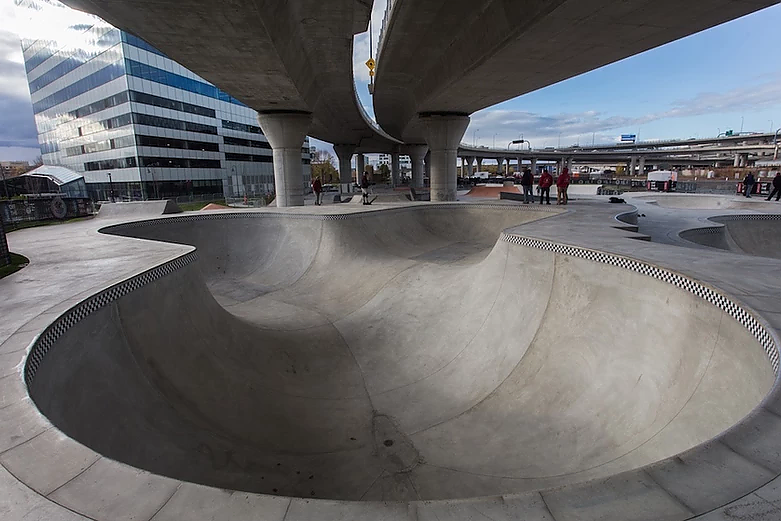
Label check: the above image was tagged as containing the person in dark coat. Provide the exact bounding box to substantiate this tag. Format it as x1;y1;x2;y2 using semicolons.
743;172;756;198
538;170;553;205
521;168;534;203
361;173;370;205
767;172;781;201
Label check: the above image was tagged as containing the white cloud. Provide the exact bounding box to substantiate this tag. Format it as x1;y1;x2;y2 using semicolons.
468;74;781;148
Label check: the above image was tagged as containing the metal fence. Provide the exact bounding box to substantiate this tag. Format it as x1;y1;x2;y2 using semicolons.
0;213;10;267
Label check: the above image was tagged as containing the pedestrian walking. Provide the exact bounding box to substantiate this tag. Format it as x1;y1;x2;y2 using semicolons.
312;176;323;205
557;167;571;205
361;172;371;205
767;172;781;202
521;168;534;203
743;172;756;198
538;170;553;205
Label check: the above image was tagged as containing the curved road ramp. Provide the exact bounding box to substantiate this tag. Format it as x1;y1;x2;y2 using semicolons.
97;200;182;218
18;205;781;519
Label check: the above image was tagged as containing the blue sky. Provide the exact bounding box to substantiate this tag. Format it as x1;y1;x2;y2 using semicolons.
1;0;781;162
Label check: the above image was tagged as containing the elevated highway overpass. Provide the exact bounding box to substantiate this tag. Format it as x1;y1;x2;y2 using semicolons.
373;0;780;200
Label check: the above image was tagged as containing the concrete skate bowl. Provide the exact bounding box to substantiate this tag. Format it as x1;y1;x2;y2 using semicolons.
21;205;781;517
679;215;781;259
639;193;778;211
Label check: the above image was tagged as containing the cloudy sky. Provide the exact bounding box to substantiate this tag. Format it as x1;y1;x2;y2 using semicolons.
2;0;781;162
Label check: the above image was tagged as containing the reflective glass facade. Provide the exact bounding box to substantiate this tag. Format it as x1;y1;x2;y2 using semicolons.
20;4;310;201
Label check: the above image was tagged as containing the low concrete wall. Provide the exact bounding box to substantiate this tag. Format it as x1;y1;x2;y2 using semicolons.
0;197;94;225
0;214;9;266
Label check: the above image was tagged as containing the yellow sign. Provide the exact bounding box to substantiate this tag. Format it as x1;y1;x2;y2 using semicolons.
365;58;376;71
369;69;375;77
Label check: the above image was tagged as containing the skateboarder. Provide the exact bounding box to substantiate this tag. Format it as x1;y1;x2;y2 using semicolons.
312;176;323;205
557;168;571;205
361;173;370;205
538;170;553;205
767;172;781;201
521;168;534;203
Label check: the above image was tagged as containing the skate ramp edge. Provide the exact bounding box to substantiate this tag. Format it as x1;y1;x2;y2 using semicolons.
97;199;182;218
17;207;781;520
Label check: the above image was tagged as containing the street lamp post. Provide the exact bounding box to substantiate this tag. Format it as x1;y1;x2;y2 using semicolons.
774;128;781;160
473;129;480;146
493;133;497;148
107;172;114;202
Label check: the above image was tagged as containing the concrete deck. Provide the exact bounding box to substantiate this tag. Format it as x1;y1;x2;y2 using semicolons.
2;197;781;520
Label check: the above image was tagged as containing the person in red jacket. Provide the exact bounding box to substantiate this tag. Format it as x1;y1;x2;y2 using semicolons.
312;176;323;205
556;167;571;205
538;169;553;205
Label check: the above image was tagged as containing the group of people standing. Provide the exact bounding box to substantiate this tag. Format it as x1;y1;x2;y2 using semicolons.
742;171;781;201
520;167;571;205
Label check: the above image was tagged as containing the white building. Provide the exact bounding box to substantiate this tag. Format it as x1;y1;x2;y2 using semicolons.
20;3;310;201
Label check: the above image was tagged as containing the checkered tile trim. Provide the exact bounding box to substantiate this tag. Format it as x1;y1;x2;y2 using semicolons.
715;214;781;222
500;232;780;375
100;203;561;233
24;251;198;387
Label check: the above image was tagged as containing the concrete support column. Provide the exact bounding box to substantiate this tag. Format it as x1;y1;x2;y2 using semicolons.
257;112;312;207
391;152;401;187
356;154;365;179
629;156;637;176
333;144;356;194
566;157;573;173
477;157;483;172
404;145;428;190
531;157;537;174
740;153;749;167
466;156;474;177
424;150;431;179
638;157;646;178
420;114;470;202
517;158;523;174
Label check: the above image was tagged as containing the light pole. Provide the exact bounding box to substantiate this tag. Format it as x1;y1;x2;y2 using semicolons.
558;133;561;148
740;116;744;134
107;172;114;202
473;129;480;146
493;133;497;148
774;128;781;160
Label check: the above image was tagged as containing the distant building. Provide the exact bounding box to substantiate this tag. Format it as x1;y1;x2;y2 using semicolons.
366;153;412;172
0;161;33;179
18;3;309;201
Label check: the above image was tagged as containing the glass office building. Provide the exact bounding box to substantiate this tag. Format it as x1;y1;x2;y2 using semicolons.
20;8;310;201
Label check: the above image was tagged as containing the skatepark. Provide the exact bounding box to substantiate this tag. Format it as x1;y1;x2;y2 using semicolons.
2;195;781;519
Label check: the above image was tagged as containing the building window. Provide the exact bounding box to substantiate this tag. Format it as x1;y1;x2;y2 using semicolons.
84;156;137;171
129;90;215;118
75;112;133;138
66;134;136;157
132;113;218;135
138;156;221;168
225;152;273;163
136;135;219;152
222;136;270;149
124;59;246;107
222;120;263;134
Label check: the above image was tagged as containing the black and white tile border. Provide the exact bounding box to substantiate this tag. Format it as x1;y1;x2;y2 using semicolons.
500;232;780;375
24;251;198;387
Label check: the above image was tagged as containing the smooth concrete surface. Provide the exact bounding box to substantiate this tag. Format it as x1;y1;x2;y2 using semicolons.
3;199;781;519
97;200;181;218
